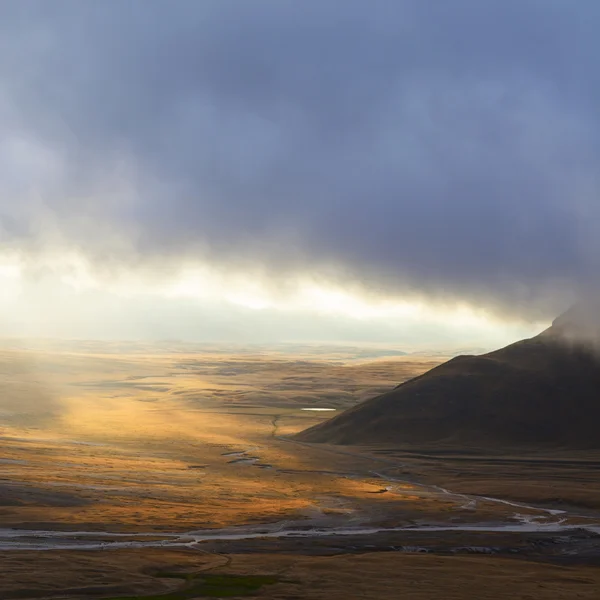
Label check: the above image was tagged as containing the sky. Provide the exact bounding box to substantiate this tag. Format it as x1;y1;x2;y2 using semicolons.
0;0;598;346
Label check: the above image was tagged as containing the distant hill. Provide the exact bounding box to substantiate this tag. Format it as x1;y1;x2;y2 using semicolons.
295;306;600;448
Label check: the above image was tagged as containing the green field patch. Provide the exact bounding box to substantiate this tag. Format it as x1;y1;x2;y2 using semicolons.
108;571;279;599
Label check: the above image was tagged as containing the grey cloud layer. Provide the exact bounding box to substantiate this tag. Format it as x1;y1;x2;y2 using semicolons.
1;0;599;317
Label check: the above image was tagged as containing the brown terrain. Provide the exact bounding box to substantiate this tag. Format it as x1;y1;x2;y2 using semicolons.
0;337;599;599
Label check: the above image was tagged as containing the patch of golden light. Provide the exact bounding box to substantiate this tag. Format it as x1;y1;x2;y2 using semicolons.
0;342;475;530
165;268;428;320
60;394;261;447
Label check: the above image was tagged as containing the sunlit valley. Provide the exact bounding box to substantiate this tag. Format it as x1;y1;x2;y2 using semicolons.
2;339;600;599
0;341;444;534
3;1;600;598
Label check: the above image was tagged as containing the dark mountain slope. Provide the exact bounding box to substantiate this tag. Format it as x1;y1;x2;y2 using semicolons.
295;314;600;448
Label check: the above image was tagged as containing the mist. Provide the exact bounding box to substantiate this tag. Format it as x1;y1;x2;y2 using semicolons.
1;1;599;336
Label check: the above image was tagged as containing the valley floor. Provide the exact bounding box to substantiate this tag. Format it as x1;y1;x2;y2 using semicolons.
3;548;600;600
0;341;599;599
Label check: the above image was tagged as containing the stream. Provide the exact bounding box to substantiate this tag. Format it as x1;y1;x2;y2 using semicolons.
2;471;599;551
2;432;599;552
1;519;599;551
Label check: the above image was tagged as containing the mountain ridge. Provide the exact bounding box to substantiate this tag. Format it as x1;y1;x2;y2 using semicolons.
295;307;600;449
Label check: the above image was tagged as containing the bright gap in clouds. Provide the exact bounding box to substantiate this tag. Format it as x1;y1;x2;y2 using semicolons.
0;254;547;349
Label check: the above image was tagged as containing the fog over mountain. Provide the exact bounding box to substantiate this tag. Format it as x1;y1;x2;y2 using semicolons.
297;303;600;448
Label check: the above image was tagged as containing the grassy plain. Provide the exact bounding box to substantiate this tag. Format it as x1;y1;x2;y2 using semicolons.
3;548;600;600
1;340;599;599
0;341;442;531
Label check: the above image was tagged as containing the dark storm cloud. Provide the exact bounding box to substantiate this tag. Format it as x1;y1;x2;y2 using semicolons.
0;0;599;317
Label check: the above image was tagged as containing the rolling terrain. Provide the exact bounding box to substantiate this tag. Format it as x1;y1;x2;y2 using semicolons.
1;340;600;599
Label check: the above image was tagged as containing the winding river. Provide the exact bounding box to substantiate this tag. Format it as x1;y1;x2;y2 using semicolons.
2;470;599;551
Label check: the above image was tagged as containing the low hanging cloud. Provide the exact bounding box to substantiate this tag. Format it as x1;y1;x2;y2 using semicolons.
1;0;599;320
